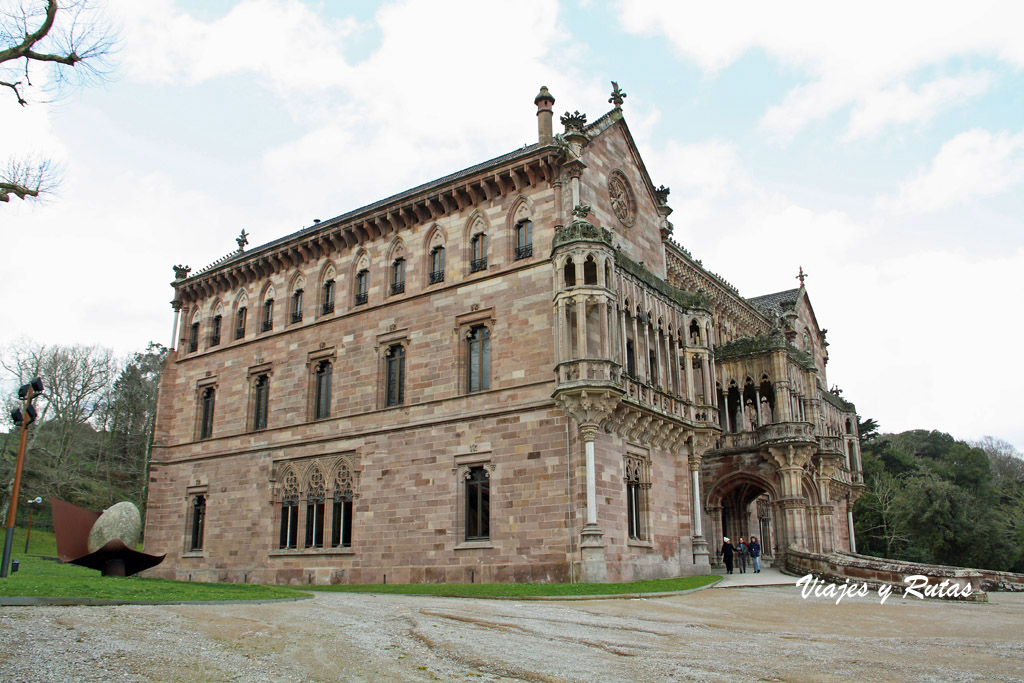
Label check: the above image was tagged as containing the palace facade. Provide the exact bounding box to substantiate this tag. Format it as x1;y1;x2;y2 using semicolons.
143;85;865;584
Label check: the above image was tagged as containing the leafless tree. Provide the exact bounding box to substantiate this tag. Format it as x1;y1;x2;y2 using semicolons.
971;436;1024;486
1;0;116;203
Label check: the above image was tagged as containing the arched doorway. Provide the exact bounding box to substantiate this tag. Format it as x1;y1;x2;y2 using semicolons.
706;473;779;566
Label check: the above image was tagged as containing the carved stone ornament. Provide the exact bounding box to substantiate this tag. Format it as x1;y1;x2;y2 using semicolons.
608;81;627;109
173;264;191;280
560;110;588;132
572;204;592;220
654;185;670;205
236;229;250;252
608;170;636;228
555;388;622;427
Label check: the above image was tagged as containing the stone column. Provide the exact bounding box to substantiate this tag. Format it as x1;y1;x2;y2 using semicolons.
767;445;814;554
689;453;710;567
575;295;587;360
599;300;609;359
579;423;606;582
642;318;651;384
631;313;641;379
847;500;857;553
170;301;182;351
620;308;629;370
701;354;713;406
654;329;664;389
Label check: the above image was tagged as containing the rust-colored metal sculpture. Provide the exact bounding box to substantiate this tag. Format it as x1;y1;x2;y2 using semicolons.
50;498;164;577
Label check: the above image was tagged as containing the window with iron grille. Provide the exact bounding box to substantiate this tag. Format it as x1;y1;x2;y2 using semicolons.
321;280;335;315
355;269;368;305
252;374;269;431
313;359;331;420
291;289;303;323
235;306;247;340
429;246;445;284
262;299;274;332
467;325;490;392
199;386;215;440
391;258;405;295
189;495;206;551
210;315;222;346
470;233;487;273
465;466;490;541
514;220;533;260
188;322;199;353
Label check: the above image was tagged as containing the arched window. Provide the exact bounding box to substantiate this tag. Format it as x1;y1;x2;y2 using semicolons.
429;246;445;284
261;298;274;332
234;302;247;340
470;233;488;273
689;320;701;346
291;288;303;323
355;269;368;305
563;258;576;287
331;462;354;548
583;255;598;285
188;316;200;353
467;325;491;392
391;258;406;295
514;220;533;260
304;465;326;549
252;374;269;431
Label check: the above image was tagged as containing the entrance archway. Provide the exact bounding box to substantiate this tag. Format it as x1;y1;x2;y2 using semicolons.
706;473;778;566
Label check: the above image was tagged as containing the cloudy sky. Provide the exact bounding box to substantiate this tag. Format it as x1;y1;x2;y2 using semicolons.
2;0;1022;449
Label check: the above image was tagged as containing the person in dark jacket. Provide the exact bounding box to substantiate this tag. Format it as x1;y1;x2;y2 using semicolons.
748;536;762;573
721;537;735;574
736;537;748;573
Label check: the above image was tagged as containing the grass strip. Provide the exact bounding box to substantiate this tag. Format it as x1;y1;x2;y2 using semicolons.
309;574;719;597
0;528;305;602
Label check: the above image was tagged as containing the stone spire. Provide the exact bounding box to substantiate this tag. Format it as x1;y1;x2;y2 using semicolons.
534;86;556;145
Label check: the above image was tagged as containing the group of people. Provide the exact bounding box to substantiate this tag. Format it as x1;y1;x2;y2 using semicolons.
720;536;761;574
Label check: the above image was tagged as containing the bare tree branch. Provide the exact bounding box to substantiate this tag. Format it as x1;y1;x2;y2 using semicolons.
0;156;54;202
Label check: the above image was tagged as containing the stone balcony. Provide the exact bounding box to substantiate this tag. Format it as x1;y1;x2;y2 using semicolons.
817;435;844;455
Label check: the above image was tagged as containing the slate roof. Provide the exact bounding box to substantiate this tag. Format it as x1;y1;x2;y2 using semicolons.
746;288;801;317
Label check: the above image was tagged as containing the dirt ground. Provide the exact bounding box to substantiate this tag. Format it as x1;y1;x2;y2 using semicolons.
2;585;1022;682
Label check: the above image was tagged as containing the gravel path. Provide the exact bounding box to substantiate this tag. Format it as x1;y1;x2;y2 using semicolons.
2;586;1022;682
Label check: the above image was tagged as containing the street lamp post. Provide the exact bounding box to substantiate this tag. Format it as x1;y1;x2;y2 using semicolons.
2;377;44;578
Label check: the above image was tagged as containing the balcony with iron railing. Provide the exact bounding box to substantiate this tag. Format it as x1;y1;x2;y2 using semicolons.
261;319;273;333
291;311;302;324
355;292;368;305
391;281;405;295
322;301;334;315
429;270;445;284
515;245;533;260
470;257;487;273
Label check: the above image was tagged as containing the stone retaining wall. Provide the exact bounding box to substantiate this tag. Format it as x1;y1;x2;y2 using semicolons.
783;546;987;602
839;550;1024;593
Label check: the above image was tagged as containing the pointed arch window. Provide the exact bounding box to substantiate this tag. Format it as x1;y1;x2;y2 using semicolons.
210;315;222;346
624;453;650;541
514;220;533;260
429;246;445;284
322;279;335;314
188;320;200;353
304;466;327;549
291;289;303;323
261;298;274;332
234;306;247;340
391;258;406;295
470;233;488;273
331;464;354;549
355;269;368;305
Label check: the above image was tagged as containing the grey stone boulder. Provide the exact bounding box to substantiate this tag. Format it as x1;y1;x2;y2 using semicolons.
87;502;142;553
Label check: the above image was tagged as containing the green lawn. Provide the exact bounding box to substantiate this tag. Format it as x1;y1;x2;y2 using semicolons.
1;526;719;601
310;574;719;598
0;527;306;602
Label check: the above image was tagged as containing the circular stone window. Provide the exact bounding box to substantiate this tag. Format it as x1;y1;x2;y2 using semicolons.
608;170;636;228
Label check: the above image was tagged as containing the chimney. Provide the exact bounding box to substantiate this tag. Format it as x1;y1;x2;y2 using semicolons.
534;86;555;145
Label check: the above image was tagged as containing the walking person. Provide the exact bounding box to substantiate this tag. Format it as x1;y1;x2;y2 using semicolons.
721;537;735;574
748;535;762;573
736;537;748;574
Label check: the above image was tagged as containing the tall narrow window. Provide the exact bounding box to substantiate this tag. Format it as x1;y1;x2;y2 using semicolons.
279;470;299;549
279;498;298;549
189;495;206;551
331;492;353;548
429;246;445;284
355;270;368;305
625;339;636;378
391;258;406;295
252;374;269;431
305;468;326;549
468;466;491;540
515;220;533;260
385;344;405;407
322;280;335;314
465;466;490;541
314;359;332;420
291;289;303;323
210;315;222;346
624;455;649;541
470;233;487;273
188;321;199;353
262;299;274;332
235;306;247;340
199;387;215;440
467;325;491;392
626;467;641;539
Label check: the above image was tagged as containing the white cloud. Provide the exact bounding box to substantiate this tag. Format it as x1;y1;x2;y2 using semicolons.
845;72;992;141
617;0;1024;139
881;128;1024;212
